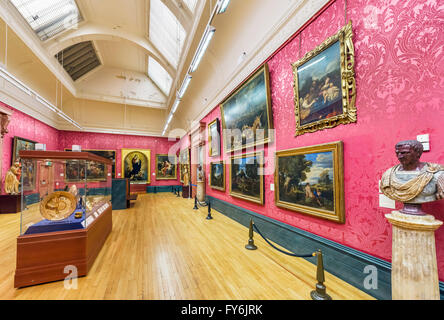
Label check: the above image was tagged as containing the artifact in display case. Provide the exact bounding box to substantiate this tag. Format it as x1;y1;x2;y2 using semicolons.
14;151;113;288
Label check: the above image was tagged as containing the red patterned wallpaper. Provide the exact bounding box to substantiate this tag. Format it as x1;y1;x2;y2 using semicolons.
202;0;444;279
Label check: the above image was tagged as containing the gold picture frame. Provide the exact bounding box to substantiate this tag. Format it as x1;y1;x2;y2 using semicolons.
209;161;225;191
275;141;344;223
292;21;356;136
229;151;264;205
220;64;273;153
65;148;116;179
155;154;177;180
179;148;190;183
121;148;151;184
208;118;221;157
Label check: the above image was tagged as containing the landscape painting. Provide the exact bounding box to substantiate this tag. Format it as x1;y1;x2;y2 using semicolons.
210;161;225;191
275;141;344;223
292;22;356;136
156;154;177;180
230;152;264;205
220;64;273;153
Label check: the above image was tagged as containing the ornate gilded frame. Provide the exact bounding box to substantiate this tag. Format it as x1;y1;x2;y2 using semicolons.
274;141;344;223
292;21;356;136
64;148;116;180
209;161;225;191
179;148;190;183
229;151;264;205
220;64;273;153
208;118;220;157
155;154;177;180
121;148;151;184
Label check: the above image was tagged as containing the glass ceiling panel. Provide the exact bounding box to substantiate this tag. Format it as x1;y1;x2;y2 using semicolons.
148;56;172;96
10;0;82;41
149;0;186;68
183;0;198;13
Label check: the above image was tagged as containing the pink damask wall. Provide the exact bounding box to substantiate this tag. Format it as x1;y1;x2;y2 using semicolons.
200;0;444;279
58;131;180;186
0;101;59;191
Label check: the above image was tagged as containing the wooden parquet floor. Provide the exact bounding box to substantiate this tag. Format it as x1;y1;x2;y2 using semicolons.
0;193;374;300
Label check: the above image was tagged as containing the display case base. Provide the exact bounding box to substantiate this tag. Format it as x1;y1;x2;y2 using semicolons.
14;203;112;288
0;194;20;213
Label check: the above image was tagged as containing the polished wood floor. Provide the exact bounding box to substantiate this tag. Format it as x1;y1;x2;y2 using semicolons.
0;193;373;300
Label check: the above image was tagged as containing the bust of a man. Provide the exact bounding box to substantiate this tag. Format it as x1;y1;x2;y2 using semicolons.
380;140;444;215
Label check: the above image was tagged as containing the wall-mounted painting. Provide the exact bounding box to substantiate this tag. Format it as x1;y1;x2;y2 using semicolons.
121;149;151;184
179;148;190;184
65;160;107;182
208;118;221;157
155;154;177;180
229;151;264;205
209;161;225;191
12;136;36;191
275;141;344;223
220;64;273;153
292;21;356;136
65;149;116;178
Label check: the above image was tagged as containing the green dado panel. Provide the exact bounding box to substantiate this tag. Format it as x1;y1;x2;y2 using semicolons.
205;196;444;300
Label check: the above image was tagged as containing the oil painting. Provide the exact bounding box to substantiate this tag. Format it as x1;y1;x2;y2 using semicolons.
155;154;177;180
210;161;225;191
121;149;151;184
179;148;190;183
292;21;356;136
230;151;264;204
12;136;36;192
65;149;116;178
208;118;220;157
275;141;344;223
65;160;107;182
220;64;273;153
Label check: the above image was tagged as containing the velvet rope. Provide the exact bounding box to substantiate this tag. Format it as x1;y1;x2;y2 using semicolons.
252;223;315;258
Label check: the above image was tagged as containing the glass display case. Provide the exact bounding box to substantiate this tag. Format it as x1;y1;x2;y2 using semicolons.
14;150;113;288
19;151;112;235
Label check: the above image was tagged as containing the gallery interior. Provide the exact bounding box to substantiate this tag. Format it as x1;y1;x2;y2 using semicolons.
0;0;443;301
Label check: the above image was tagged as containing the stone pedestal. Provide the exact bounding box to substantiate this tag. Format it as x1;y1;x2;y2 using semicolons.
385;210;442;300
197;181;205;202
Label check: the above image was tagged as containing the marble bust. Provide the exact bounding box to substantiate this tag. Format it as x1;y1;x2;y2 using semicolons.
380;140;444;215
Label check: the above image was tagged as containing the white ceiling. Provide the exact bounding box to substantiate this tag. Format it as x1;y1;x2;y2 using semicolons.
0;0;330;136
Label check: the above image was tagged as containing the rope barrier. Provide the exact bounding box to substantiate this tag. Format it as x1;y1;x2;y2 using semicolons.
252;223;315;258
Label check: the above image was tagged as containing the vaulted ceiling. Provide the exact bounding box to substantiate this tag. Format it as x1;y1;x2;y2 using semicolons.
0;0;329;137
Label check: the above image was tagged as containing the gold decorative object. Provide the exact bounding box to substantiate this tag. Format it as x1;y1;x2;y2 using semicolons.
40;191;77;221
4;161;21;195
292;21;356;136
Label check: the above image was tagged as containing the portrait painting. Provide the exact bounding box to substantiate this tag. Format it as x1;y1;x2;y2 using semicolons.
179;149;190;183
208;118;220;157
65;149;116;178
220;64;273;153
155;154;177;180
210;161;225;191
275;141;344;223
292;21;356;136
12;136;36;192
229;151;264;205
121;149;151;184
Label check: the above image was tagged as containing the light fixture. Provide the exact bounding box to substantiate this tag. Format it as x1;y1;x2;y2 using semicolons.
171;99;180;114
0;66;32;96
217;0;231;14
189;26;216;73
166;113;173;124
177;74;192;99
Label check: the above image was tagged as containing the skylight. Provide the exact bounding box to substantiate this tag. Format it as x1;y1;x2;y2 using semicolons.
10;0;82;41
148;56;172;96
149;0;186;68
182;0;198;13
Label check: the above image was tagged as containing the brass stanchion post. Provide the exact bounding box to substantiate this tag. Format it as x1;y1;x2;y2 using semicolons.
310;249;332;300
245;219;257;250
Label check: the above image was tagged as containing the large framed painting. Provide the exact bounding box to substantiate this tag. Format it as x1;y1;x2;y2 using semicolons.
208;118;220;157
121;149;151;184
65;149;116;178
155;154;177;180
229;151;264;205
12;136;36;191
292;21;356;136
209;161;225;191
275;141;344;223
220;64;273;153
65;160;107;182
179;148;190;183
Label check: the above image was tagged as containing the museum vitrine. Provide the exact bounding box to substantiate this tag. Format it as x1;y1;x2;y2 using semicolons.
14;151;113;288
